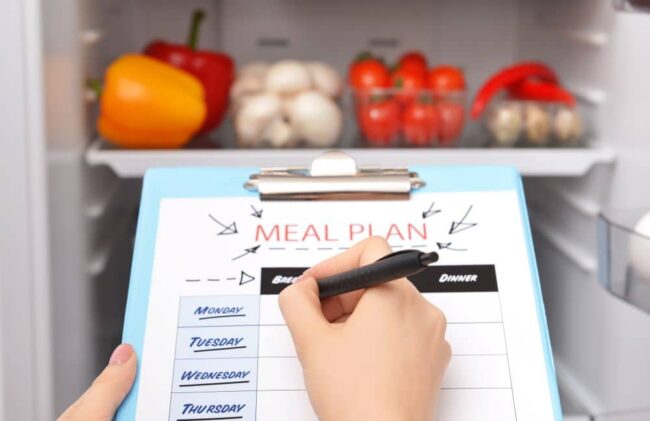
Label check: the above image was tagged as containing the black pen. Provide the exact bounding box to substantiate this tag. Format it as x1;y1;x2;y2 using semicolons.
317;249;439;299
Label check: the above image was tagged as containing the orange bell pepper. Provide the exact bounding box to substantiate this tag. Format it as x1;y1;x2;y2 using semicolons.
98;54;207;149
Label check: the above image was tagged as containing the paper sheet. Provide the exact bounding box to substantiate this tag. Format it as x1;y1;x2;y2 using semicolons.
134;192;555;420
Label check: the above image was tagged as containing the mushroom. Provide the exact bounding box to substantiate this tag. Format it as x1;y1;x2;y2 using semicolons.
265;60;312;97
286;91;342;147
238;61;269;79
263;117;296;148
305;61;343;98
234;94;282;147
230;74;266;111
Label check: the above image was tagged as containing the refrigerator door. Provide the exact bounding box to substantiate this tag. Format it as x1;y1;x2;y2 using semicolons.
0;0;54;419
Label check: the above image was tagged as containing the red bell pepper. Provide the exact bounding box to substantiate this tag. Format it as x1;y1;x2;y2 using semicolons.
470;62;559;119
508;79;576;107
144;10;234;135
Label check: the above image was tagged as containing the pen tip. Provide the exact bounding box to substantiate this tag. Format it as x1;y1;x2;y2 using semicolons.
419;251;439;266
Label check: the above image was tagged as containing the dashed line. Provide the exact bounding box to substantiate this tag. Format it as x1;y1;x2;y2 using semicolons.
264;244;431;252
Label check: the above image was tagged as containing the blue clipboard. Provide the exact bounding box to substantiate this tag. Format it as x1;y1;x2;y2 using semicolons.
116;162;562;421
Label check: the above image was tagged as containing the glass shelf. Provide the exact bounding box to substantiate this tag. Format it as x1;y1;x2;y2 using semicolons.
86;138;615;178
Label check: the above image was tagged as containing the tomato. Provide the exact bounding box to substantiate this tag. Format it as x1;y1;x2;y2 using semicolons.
428;66;466;93
403;101;440;146
357;98;401;146
349;58;391;90
391;67;426;91
391;66;426;104
437;101;465;144
398;51;428;74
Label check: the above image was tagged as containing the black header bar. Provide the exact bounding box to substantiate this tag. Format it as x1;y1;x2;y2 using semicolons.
261;267;307;295
408;265;498;293
261;265;498;295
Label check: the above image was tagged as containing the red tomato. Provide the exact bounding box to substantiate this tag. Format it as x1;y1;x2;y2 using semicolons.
428;66;466;93
391;67;426;90
358;99;401;146
403;101;440;146
437;101;465;144
349;59;391;90
391;67;426;104
398;51;428;73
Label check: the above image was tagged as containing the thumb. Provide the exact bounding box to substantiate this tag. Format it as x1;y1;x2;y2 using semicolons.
278;276;329;351
58;344;137;421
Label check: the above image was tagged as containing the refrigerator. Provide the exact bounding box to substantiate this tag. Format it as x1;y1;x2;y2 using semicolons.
1;0;650;419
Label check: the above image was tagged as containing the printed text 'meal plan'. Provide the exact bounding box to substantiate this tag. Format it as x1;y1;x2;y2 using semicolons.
255;223;428;242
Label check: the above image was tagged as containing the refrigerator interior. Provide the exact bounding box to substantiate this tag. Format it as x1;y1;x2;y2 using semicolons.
40;0;650;418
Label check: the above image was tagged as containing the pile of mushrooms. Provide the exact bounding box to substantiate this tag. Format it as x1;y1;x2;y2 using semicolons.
231;60;344;148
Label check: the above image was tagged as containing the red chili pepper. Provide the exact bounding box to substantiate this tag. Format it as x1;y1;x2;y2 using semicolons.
508;79;576;107
470;62;559;119
144;10;235;135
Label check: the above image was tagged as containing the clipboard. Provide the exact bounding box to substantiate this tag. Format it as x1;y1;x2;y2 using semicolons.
117;151;562;421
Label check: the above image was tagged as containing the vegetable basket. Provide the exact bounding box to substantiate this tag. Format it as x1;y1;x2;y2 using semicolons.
351;88;466;147
483;99;584;147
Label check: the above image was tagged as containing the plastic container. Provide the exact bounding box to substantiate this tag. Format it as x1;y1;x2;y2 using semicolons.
598;208;650;314
352;88;466;147
484;100;584;147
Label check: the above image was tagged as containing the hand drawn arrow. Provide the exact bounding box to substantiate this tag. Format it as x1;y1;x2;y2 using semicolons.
436;242;467;252
449;205;477;235
250;205;263;218
232;245;261;261
422;202;442;219
208;214;238;235
239;271;256;286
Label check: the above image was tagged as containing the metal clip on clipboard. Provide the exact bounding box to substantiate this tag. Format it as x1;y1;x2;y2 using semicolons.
245;150;425;200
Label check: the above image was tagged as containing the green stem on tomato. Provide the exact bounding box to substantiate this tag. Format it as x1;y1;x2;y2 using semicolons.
187;9;206;50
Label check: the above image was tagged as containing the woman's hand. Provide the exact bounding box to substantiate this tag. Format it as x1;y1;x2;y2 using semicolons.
279;237;451;421
58;343;137;421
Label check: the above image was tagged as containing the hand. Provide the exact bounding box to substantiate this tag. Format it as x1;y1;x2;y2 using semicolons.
279;237;451;421
58;343;137;421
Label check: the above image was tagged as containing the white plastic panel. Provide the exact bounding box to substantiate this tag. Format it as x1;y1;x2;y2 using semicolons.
518;0;650;417
219;0;517;96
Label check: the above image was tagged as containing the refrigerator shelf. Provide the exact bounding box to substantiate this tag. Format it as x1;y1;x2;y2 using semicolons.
86;138;616;179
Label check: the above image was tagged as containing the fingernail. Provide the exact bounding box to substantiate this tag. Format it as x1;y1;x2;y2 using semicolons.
109;344;133;366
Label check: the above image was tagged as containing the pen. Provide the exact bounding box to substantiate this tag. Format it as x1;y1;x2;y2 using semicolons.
317;249;439;299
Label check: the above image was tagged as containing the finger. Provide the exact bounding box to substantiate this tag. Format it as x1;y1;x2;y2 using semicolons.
279;277;329;350
58;344;137;421
305;237;393;320
305;236;393;278
320;291;364;322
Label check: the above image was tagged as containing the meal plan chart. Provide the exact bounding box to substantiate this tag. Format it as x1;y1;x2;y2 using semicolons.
120;180;560;420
